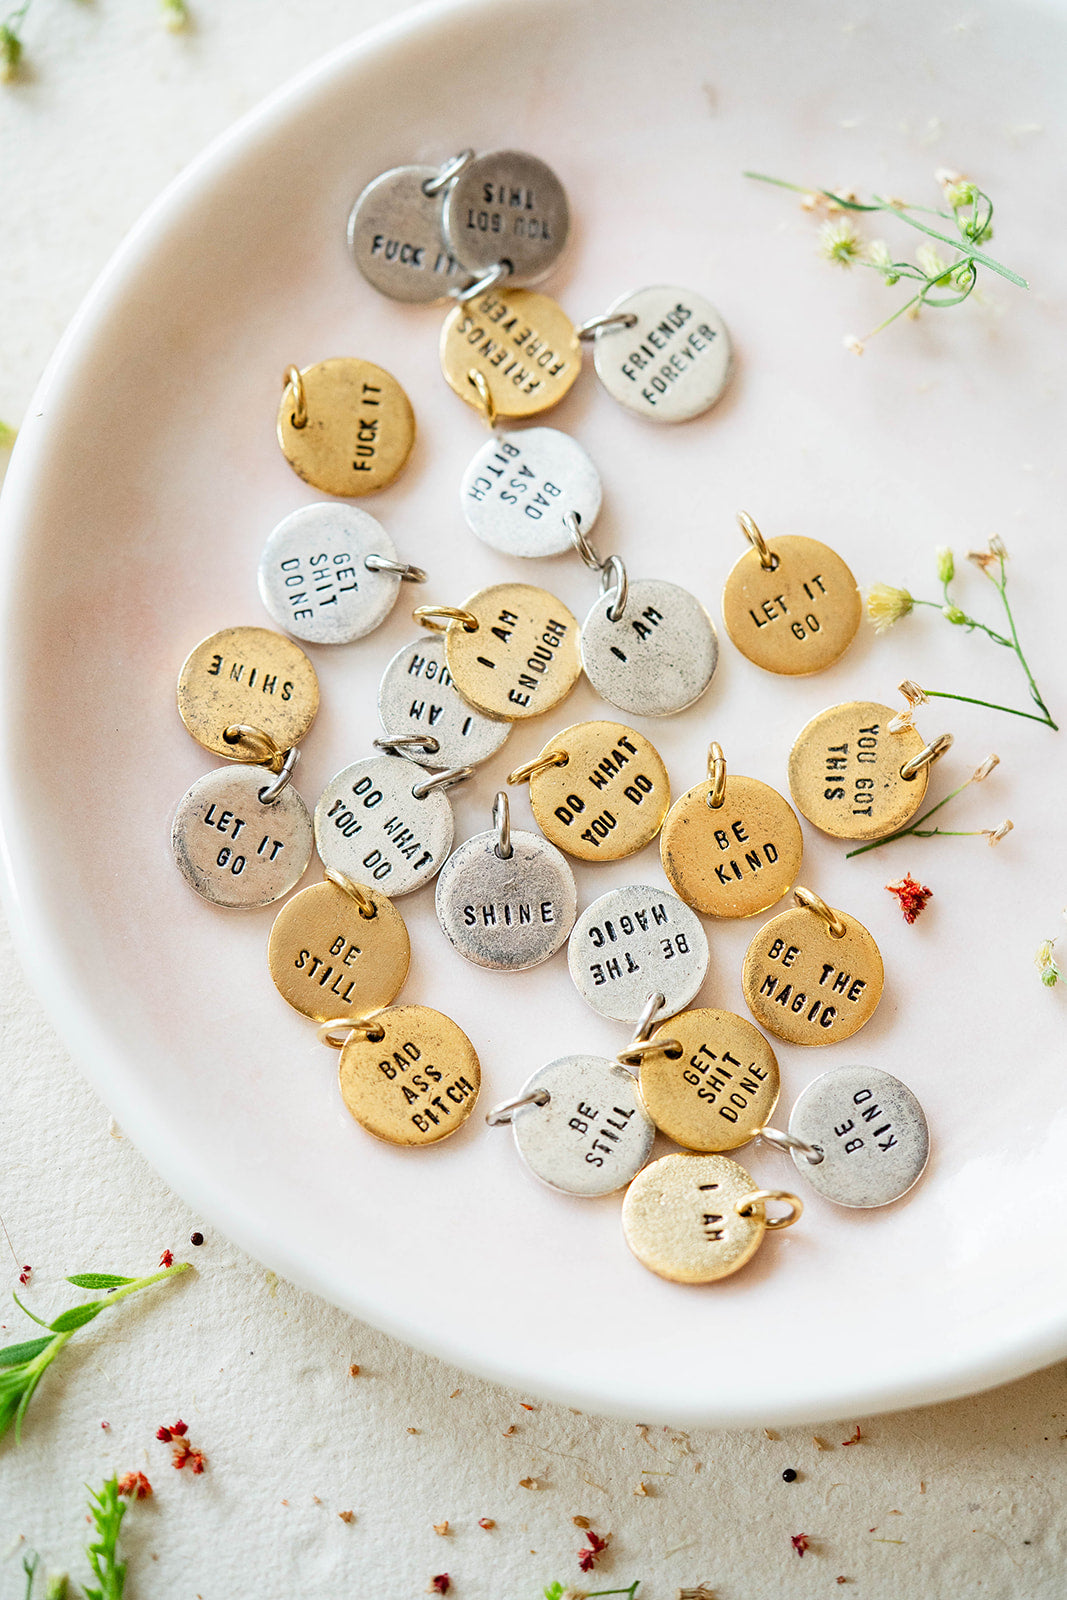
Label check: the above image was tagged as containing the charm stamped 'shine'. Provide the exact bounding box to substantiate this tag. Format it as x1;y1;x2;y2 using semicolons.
377;634;511;769
510;720;671;862
621;1152;801;1284
580;576;719;718
176;626;319;761
267;875;410;1022
440;288;582;420
460;428;602;558
568;884;709;1024
788;700;951;841
258;503;421;646
334;1005;481;1146
171;763;313;908
442;149;570;282
347;161;467;304
500;1056;655;1197
660;743;803;917
277;358;415;497
314;753;465;896
435;799;576;972
721;513;861;676
741;888;884;1045
779;1064;930;1208
415;583;582;722
636;1007;780;1153
586;285;732;423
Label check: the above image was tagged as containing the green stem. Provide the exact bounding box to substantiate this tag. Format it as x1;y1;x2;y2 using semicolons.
845;779;973;858
97;1263;190;1307
860;290;925;340
586;1587;640;1599
992;563;1055;722
910;597;1012;648
922;688;1057;728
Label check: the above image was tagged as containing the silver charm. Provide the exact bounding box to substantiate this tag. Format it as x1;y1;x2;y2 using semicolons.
258;503;423;645
778;1065;930;1208
442;149;569;282
172;758;312;908
580;574;719;717
347;156;471;304
489;1056;655;1197
583;285;732;422
460;428;601;558
377;635;511;769
435;793;576;971
568;884;709;1023
314;754;469;896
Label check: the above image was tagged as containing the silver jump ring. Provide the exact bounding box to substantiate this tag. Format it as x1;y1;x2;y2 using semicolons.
575;310;639;340
422;148;475;197
364;554;427;583
616;1038;682;1068
757;1124;824;1166
373;734;441;758
900;732;954;781
565;510;606;572
486;1088;550;1126
411;764;475;799
257;745;299;806
450;261;510;303
493;790;512;860
600;554;629;623
632;992;668;1046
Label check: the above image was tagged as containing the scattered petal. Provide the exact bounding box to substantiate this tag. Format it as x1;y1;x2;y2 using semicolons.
158;1250;173;1268
478;1518;496;1530
116;1472;153;1501
842;1424;862;1446
886;875;933;925
434;1521;450;1536
428;1576;450;1595
519;1477;541;1490
792;1533;810;1557
338;1511;356;1524
349;1364;361;1377
573;1517;591;1529
577;1530;610;1573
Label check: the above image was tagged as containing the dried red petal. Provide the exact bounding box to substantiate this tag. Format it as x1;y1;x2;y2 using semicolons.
18;1266;31;1285
156;1426;172;1442
428;1576;451;1595
171;1419;188;1436
842;1424;862;1446
117;1471;153;1501
792;1533;810;1557
478;1518;495;1530
578;1529;610;1571
885;875;932;925
159;1249;174;1267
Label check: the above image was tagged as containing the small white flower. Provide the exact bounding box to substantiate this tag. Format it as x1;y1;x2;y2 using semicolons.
819;220;862;266
917;243;951;281
971;754;1000;783
865;239;893;270
843;334;865;355
865;584;913;631
986;819;1013;844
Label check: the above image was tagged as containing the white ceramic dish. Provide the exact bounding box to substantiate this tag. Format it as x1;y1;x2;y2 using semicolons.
1;0;1065;1427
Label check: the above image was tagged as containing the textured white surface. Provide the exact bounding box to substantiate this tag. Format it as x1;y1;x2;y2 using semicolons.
2;2;1067;1596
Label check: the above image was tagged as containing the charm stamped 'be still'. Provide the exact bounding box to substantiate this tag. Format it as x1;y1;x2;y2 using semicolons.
507;1056;656;1197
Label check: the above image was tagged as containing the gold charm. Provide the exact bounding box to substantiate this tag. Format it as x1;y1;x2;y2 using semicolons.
721;512;861;675
267;873;410;1022
508;721;670;861
330;1005;481;1146
660;743;802;917
627;1006;780;1152
788;701;953;841
440;287;581;420
621;1152;801;1284
414;584;581;722
741;887;884;1045
277;359;415;496
177;626;319;761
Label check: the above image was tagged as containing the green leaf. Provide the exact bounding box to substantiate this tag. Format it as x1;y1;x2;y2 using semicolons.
49;1301;104;1332
544;1585;565;1600
0;1335;54;1367
65;1275;134;1291
12;1291;50;1327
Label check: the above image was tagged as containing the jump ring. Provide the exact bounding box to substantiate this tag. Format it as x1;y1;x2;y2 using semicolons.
756;1125;824;1166
600;554;629;623
258;745;299;805
411;764;474;799
792;886;847;940
373;734;441;759
705;742;727;810
364;554;427;583
317;1014;385;1049
324;869;378;919
413;605;480;634
222;723;285;772
565;510;605;573
507;750;569;785
631;992;668;1046
467;368;497;430
493;790;512;860
737;510;778;572
900;732;953;782
485;1088;550;1126
616;1038;683;1067
575;310;639;340
450;261;510;303
283;365;308;429
736;1189;804;1231
422;148;475;197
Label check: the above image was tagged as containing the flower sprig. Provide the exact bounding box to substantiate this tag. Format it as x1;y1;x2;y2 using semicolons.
1036;939;1063;988
745;168;1027;350
846;752;1011;858
0;1262;190;1444
543;1585;640;1600
83;1479;127;1600
868;538;1056;730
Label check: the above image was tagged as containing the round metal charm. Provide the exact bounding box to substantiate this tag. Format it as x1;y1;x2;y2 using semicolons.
788;702;933;841
787;1065;930;1208
258;503;410;645
267;878;410;1021
171;763;312;908
377;635;511;768
177;626;319;760
442;150;569;281
621;1153;801;1284
660;764;803;917
435;828;576;971
638;1008;780;1153
460;428;602;558
588;286;732;423
347;164;465;304
741;890;884;1046
508;1056;655;1197
568;884;709;1024
314;755;457;896
518;721;671;862
423;583;582;722
277;358;415;497
580;578;719;717
721;526;861;676
337;1005;480;1146
440;288;582;421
